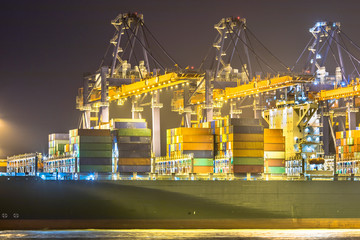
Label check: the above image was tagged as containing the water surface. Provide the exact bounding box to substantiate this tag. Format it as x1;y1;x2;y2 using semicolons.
2;229;360;239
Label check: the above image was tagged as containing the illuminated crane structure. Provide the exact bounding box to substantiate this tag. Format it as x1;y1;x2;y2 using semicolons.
76;13;202;157
76;14;360;167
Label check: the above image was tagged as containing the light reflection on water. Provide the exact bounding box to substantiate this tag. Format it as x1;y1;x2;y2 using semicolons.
2;229;360;239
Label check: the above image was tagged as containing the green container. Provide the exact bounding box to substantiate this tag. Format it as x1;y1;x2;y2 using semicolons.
232;157;264;165
268;166;285;174
78;143;112;151
78;150;112;158
79;165;112;173
193;158;214;166
78;136;112;143
55;143;66;151
116;128;151;137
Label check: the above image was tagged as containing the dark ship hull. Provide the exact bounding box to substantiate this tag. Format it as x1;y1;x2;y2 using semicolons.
1;177;360;229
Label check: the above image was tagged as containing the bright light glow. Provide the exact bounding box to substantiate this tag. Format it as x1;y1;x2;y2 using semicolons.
86;174;95;181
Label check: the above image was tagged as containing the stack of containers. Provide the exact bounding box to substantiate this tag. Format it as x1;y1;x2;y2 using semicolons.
335;130;360;174
112;119;151;173
48;133;69;157
216;118;264;174
166;127;214;173
264;129;286;174
69;129;112;173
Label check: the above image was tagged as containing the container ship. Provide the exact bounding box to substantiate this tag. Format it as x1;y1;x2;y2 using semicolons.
2;13;360;229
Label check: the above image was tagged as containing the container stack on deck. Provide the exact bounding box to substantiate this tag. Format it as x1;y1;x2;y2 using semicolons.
215;118;264;174
166;127;214;174
335;130;360;174
70;129;112;173
112;119;152;174
264;129;286;174
48;133;69;157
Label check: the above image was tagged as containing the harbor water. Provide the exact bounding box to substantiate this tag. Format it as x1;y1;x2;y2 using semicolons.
2;229;360;239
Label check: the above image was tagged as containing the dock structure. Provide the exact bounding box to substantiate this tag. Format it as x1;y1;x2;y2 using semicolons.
7;153;42;176
6;15;360;180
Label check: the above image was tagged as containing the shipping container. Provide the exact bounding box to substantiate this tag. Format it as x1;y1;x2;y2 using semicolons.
193;158;214;166
118;158;151;165
232;149;264;158
268;166;286;174
267;159;285;167
116;128;151;137
79;158;112;165
193;166;214;174
79;165;112;173
233;165;264;173
118;165;151;173
264;143;285;151
232;157;264;165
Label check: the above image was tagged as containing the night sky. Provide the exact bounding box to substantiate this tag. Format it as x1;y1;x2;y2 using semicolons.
0;0;360;158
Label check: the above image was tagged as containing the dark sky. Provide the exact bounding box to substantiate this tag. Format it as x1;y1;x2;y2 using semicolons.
0;0;359;158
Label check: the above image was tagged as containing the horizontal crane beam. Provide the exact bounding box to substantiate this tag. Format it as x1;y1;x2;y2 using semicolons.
224;75;313;100
318;84;360;101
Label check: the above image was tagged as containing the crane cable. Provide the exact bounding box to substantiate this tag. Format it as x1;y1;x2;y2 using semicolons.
339;33;360;78
199;33;220;71
142;21;182;68
124;23;144;80
244;28;264;75
225;24;250;82
225;23;278;74
123;20;166;71
245;26;291;72
291;36;314;72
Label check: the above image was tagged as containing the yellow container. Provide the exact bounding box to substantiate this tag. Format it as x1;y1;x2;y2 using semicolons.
180;142;213;151
264;129;283;137
264;143;285;151
180;135;214;143
193;166;214;174
264;151;285;159
118;158;151;165
229;142;264;150
228;133;264;142
232;149;264;157
335;131;342;139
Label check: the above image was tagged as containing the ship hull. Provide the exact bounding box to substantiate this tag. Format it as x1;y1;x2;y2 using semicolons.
1;177;360;229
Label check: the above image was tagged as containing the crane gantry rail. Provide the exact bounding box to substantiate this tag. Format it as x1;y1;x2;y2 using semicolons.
317;83;360;101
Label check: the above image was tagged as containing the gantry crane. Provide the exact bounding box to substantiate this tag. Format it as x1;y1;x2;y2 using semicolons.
76;13;360;165
76;13;202;157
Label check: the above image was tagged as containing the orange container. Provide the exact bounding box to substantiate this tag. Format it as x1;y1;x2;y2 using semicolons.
118;158;151;165
193;166;214;174
180;142;213;151
336;131;342;139
229;133;264;142
267;159;285;167
264;143;285;151
230;142;264;150
355;145;360;152
264;129;283;137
